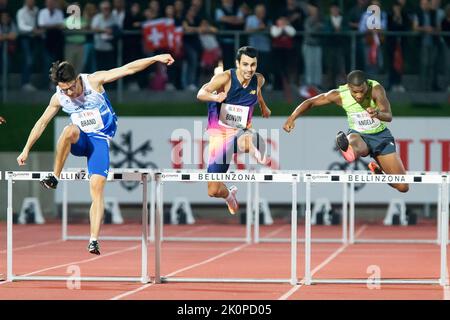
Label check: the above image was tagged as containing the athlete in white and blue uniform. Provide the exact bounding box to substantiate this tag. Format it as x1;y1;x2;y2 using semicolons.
18;55;175;254
57;73;118;178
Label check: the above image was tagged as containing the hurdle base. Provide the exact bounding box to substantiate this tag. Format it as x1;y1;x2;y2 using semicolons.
258;237;345;244
161;236;248;242
306;278;441;285
160;277;292;284
353;238;443;244
10;275;150;283
65;235;152;241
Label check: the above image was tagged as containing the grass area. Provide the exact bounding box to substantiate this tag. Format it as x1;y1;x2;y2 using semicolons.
1;102;449;152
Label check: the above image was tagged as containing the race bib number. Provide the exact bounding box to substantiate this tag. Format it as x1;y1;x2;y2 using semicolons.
71;109;104;133
350;111;381;132
218;103;249;129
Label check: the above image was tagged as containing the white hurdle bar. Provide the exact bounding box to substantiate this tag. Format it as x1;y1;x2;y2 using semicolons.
61;168;156;242
254;170;348;244
303;173;449;286
6;170;151;283
154;171;301;285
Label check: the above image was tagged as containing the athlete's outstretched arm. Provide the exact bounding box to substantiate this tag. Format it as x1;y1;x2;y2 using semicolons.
256;74;271;118
283;90;341;133
369;85;392;122
17;94;61;165
0;116;5;124
90;54;175;85
197;71;230;103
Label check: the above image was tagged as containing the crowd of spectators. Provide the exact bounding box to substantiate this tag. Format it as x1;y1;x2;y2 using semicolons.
0;0;449;95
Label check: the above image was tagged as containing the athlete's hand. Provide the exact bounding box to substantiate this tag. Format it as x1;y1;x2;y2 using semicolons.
17;150;29;166
366;107;379;118
262;107;271;118
283;118;296;133
214;92;227;103
214;61;224;76
153;54;175;66
0;116;6;124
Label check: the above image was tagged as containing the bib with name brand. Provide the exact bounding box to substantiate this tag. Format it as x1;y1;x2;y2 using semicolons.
70;109;105;133
349;111;381;132
218;103;249;129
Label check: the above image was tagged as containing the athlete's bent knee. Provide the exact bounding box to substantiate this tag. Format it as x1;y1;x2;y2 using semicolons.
62;125;79;142
208;185;221;198
396;184;409;193
237;136;251;153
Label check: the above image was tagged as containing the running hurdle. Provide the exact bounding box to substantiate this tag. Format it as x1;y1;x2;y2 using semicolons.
151;168;256;243
154;171;301;284
254;170;348;244
60;168;156;242
254;170;449;245
346;171;449;244
303;173;449;286
6;170;151;283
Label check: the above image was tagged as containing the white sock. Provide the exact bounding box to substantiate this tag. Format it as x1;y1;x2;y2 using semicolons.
225;190;233;201
90;237;97;243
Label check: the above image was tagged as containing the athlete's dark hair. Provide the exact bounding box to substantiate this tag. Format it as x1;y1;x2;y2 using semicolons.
49;61;77;84
347;70;367;86
236;46;259;62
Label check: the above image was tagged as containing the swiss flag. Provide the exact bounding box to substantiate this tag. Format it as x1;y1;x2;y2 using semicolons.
142;18;184;54
142;18;170;52
167;25;184;57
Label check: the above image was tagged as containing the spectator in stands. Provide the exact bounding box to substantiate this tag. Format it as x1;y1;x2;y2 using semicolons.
442;4;450;92
0;10;17;81
432;0;445;90
359;0;387;75
432;0;445;25
64;2;85;74
303;1;323;91
182;5;203;91
239;2;251;21
270;15;296;101
0;0;8;13
38;0;65;89
279;0;306;86
16;0;41;91
413;0;440;91
346;0;368;70
245;3;272;90
112;0;125;29
387;0;411;92
81;2;97;73
191;0;207;21
164;4;181;91
174;0;184;23
198;19;221;76
324;2;346;89
122;2;144;91
215;0;245;69
146;0;161;20
91;0;118;71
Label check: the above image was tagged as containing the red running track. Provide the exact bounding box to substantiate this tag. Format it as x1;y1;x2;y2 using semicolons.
0;221;449;300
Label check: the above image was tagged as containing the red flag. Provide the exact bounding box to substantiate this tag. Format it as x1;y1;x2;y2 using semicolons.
167;24;184;57
142;18;170;52
393;40;403;74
